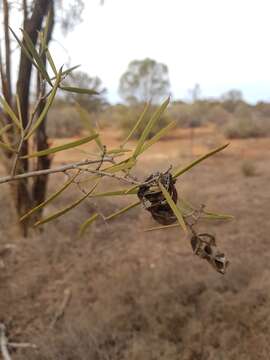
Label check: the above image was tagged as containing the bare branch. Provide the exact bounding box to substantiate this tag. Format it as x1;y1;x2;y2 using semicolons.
0;323;12;360
50;288;72;328
0;157;114;185
0;322;37;360
79;167;140;185
8;342;37;349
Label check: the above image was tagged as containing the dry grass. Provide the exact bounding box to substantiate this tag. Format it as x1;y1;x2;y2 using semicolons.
1;129;270;360
241;161;257;177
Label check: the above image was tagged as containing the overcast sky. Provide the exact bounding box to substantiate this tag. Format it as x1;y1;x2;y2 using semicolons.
17;0;270;103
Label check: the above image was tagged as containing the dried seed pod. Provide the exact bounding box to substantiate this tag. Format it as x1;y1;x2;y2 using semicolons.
190;233;229;274
138;172;178;225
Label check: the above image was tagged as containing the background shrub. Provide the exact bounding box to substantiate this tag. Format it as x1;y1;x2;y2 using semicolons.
47;103;83;138
224;116;270;139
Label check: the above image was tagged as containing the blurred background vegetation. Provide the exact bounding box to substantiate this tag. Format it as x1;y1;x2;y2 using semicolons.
47;64;270;140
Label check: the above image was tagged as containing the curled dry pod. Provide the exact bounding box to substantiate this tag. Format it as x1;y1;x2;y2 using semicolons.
137;172;178;225
190;233;229;274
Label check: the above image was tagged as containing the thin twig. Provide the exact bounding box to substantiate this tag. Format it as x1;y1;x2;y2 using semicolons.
79;167;140;185
10;136;23;176
95;145;106;171
50;288;72;328
0;157;114;184
187;204;206;234
0;323;12;360
8;342;37;349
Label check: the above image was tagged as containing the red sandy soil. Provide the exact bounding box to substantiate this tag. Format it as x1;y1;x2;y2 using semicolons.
0;127;270;359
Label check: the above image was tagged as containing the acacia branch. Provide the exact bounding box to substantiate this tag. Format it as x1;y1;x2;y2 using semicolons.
8;342;37;349
0;157;114;185
79;167;140;185
11;82;50;176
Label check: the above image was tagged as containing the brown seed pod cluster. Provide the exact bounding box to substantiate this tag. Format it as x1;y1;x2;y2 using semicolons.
190;233;229;274
137;171;178;225
138;171;229;274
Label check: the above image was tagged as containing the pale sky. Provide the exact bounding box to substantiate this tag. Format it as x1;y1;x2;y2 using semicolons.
15;0;270;103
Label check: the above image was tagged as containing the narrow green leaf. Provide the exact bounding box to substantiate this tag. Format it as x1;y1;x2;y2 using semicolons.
79;213;99;236
173;143;229;178
21;29;52;84
89;189;137;198
124;184;139;194
25;67;62;139
20;171;79;222
144;223;180;232
0;96;21;129
144;209;233;230
51;64;81;80
22;134;98;158
76;103;103;151
46;48;57;76
9;27;39;72
105;200;140;221
140;121;176;154
121;102;150;147
159;181;187;233
202;211;234;220
105;157;136;174
60;86;98;95
0;124;13;150
106;148;132;155
0;141;16;152
178;198;194;212
133;97;170;158
0;124;12;137
15;95;23;130
34;179;100;227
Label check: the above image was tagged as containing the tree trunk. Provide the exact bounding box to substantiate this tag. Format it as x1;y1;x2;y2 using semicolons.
14;0;53;236
32;4;54;220
3;0;11;106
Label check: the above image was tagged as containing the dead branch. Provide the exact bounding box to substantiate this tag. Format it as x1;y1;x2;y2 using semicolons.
50;288;72;328
0;323;12;360
8;342;37;350
79;167;140;185
0;322;37;359
0;157;114;185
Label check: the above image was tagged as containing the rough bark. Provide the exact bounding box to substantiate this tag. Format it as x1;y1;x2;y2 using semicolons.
3;0;11;105
32;4;54;219
14;0;53;235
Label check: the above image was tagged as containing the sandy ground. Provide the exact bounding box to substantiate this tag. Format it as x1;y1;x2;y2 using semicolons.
0;127;270;359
